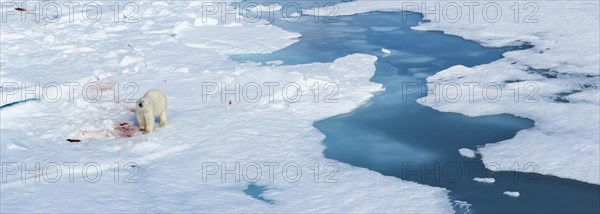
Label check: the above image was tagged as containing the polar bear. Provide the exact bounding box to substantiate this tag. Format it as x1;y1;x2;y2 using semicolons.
135;89;167;134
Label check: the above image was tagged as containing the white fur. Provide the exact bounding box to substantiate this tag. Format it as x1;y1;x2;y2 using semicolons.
135;89;167;134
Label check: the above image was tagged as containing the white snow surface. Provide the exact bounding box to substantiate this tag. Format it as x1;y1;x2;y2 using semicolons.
0;1;453;213
316;1;600;184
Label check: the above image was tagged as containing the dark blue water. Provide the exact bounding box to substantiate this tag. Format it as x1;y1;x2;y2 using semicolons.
233;4;600;213
0;98;37;109
244;184;274;204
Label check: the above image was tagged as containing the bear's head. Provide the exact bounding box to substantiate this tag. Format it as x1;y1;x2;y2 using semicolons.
136;97;151;112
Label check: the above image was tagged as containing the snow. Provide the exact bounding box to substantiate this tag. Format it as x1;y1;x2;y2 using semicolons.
452;200;472;213
503;191;521;198
381;48;392;54
315;1;600;184
473;177;495;184
266;60;284;66
177;24;300;55
246;4;282;13
458;148;476;158
194;17;219;27
0;1;453;212
118;56;144;67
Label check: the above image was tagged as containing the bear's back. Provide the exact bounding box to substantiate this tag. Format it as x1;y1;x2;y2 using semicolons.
145;89;167;116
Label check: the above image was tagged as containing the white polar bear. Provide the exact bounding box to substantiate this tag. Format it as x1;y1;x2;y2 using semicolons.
135;89;167;134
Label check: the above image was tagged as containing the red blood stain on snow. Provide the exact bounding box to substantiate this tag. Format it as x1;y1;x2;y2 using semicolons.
114;122;136;138
98;83;112;91
130;108;136;113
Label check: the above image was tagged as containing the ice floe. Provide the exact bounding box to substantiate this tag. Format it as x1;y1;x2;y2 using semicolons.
503;191;521;198
473;177;496;184
458;148;477;158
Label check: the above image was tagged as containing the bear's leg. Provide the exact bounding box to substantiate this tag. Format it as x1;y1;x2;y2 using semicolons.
159;111;167;127
143;112;155;134
136;112;146;131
